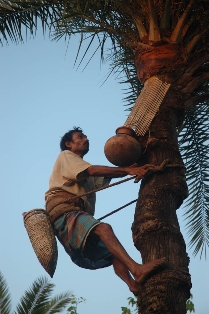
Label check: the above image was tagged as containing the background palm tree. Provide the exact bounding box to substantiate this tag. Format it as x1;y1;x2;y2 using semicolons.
0;1;209;313
0;270;12;314
0;270;81;314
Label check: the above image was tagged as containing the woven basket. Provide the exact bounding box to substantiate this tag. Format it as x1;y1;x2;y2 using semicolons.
23;209;58;278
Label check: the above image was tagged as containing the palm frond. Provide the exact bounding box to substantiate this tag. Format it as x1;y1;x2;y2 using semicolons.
0;0;137;46
0;271;12;314
45;292;75;314
99;41;143;109
0;0;63;44
15;276;54;314
178;101;209;258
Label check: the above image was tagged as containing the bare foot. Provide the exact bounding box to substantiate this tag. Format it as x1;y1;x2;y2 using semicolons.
129;281;139;296
134;257;166;285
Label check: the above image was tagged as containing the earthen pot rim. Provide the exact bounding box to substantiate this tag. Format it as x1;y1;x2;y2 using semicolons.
115;126;136;137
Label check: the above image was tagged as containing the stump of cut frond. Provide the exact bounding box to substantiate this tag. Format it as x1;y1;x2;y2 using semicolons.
23;209;58;278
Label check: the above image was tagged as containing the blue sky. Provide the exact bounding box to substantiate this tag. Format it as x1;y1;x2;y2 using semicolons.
0;31;208;314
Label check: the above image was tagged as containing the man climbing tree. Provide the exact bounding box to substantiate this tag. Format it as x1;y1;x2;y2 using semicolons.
1;1;209;313
45;127;166;295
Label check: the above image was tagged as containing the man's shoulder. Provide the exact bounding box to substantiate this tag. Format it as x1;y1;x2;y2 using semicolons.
58;150;79;159
59;150;91;167
59;150;73;156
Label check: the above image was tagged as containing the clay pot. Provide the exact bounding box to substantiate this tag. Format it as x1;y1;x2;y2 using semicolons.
104;126;141;166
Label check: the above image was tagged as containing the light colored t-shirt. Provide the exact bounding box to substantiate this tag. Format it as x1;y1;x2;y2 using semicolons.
45;150;110;215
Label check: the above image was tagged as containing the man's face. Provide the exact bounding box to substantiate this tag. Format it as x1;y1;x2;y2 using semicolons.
65;132;89;157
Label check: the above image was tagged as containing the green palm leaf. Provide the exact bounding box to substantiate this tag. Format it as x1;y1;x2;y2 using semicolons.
15;276;74;314
178;102;209;258
15;276;56;314
44;292;76;314
0;272;78;314
0;0;63;44
107;44;142;109
0;271;12;314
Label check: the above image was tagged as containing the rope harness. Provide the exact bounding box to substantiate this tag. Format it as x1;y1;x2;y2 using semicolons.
52;159;185;220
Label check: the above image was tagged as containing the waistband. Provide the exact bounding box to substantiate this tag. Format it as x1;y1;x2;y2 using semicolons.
45;190;85;223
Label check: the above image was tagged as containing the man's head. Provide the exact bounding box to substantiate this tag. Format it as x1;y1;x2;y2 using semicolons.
60;127;89;157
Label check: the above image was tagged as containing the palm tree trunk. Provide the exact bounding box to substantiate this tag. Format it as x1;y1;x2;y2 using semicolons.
132;88;192;314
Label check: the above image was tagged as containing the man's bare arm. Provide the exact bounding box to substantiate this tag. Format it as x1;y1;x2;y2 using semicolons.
86;164;154;182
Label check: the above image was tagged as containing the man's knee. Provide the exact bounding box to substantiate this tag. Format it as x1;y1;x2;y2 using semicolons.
94;222;113;236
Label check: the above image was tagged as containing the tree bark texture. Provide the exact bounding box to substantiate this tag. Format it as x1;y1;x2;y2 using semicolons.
132;87;192;313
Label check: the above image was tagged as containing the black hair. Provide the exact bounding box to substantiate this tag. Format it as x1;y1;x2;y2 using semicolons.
60;127;83;151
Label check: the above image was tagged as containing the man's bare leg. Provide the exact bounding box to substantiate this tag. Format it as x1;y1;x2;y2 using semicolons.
112;257;138;295
93;223;166;284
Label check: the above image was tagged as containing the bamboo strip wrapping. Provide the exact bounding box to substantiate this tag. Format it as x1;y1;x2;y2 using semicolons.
124;77;170;136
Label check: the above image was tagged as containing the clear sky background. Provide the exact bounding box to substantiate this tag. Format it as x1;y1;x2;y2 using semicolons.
0;30;208;314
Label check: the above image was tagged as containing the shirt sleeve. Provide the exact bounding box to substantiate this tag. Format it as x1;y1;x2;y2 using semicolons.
61;151;92;181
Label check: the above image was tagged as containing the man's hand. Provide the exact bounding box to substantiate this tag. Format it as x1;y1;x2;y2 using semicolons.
128;164;156;183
